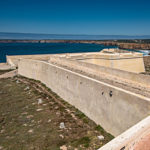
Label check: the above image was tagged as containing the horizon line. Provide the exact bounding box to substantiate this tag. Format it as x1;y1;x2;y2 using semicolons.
0;31;150;37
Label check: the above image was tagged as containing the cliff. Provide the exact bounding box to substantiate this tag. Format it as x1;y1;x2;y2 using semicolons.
0;40;150;50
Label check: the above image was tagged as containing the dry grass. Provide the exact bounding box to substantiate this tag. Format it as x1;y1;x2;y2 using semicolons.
0;77;113;150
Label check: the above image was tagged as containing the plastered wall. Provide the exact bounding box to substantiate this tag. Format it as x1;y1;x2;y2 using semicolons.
79;57;145;73
49;56;150;87
18;59;150;136
99;116;150;150
7;52;145;73
6;54;51;66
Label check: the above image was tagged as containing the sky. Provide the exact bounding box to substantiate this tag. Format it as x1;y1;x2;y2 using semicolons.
0;0;150;35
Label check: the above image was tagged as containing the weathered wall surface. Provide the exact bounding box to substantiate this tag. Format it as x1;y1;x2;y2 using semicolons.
78;53;145;73
99;116;150;150
6;54;51;67
18;59;150;136
7;52;146;73
110;57;145;73
78;57;145;73
49;56;150;87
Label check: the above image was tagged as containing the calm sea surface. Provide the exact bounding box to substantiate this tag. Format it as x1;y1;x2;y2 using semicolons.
0;43;117;63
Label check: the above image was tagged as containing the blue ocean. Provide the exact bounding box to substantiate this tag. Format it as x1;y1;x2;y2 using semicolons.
0;43;117;63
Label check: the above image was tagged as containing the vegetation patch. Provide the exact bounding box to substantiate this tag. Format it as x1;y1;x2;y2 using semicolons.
0;76;114;150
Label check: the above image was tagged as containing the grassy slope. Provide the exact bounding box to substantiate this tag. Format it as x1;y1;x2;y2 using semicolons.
0;77;113;150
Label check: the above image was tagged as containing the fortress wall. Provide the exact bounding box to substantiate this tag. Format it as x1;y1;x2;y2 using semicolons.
6;52;99;67
6;54;52;67
67;52;145;73
77;56;145;73
79;57;145;73
6;51;145;73
79;59;111;68
110;57;145;73
99;116;150;150
67;52;143;60
49;56;150;87
18;59;150;136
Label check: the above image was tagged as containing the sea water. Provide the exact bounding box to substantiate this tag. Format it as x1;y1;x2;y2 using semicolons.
0;43;117;63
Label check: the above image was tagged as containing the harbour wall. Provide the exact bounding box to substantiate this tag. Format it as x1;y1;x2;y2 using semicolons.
18;59;150;137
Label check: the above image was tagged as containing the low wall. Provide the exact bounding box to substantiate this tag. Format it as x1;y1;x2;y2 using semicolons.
64;52;145;73
49;56;150;87
79;57;145;73
99;116;150;150
18;59;150;136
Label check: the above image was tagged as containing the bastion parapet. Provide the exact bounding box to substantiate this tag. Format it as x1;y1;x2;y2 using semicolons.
4;49;150;149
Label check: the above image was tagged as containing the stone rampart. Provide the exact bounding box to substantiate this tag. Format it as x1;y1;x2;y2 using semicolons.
7;51;145;73
6;54;52;67
99;116;150;150
18;59;150;137
49;56;150;87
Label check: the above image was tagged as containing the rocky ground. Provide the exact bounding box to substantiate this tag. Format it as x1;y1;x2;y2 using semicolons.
0;74;113;150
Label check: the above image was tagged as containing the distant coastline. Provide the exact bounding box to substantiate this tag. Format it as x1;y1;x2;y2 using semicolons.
0;39;150;50
0;32;150;50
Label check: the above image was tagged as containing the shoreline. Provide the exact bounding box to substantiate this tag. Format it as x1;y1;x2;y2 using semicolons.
0;39;150;50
